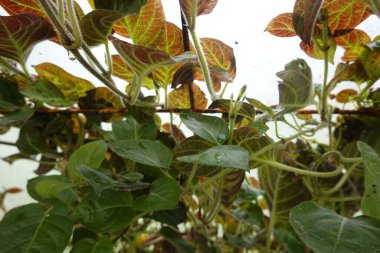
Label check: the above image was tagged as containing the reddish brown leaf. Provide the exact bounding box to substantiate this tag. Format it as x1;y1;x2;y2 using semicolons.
0;14;56;62
161;123;186;142
5;187;23;194
334;62;368;84
0;0;42;16
323;0;372;34
300;37;336;63
335;29;371;61
266;13;297;37
293;0;323;44
179;0;218;30
335;89;358;103
168;83;207;110
153;22;185;88
113;0;165;48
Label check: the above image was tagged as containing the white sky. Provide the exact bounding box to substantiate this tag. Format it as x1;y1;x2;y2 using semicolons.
0;0;379;215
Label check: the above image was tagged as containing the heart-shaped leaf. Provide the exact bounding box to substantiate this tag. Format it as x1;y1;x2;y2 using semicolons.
276;59;313;115
0;13;55;63
34;63;95;101
109;36;196;103
111;116;156;140
72;190;135;233
169;83;208;110
66;140;108;183
290;201;380;253
113;0;165;48
179;0;219;30
0;203;73;253
71;238;113;253
80;10;124;47
177;145;250;170
357;141;380;219
133;177;181;212
109;139;173;168
266;13;297;37
77;165;149;196
21;79;74;107
180;111;228;144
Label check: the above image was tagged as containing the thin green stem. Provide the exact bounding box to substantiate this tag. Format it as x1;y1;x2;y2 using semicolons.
58;0;65;24
104;39;113;79
204;176;224;224
249;124;326;159
185;163;198;191
220;82;229;98
65;0;82;49
0;140;17;146
265;171;281;253
192;168;232;190
0;57;28;79
321;161;361;195
189;29;218;101
252;157;343;178
359;79;376;100
326;196;362;202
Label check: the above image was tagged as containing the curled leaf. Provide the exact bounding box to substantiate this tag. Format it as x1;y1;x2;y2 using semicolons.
335;89;358;103
179;0;219;30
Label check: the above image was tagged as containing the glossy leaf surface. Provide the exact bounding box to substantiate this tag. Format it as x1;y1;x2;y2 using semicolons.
290;201;380;253
177;145;250;170
109;139;173;168
133;177;181;212
0;13;55;62
0;203;73;253
180;111;228;144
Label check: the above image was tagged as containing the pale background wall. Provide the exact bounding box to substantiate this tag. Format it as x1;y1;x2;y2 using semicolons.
0;0;379;217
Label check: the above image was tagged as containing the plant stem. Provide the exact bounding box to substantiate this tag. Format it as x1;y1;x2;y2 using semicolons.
104;39;113;79
185;163;198;190
58;0;65;24
320;9;330;123
204;176;224;224
189;29;218;101
0;57;28;79
0;140;17;146
252;157;343;178
65;0;82;49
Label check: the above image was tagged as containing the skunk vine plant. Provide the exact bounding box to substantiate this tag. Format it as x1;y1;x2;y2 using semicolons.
0;0;380;252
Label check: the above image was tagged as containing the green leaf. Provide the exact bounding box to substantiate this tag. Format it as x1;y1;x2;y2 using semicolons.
0;108;33;127
27;175;76;205
290;201;380;253
72;190;135;233
109;139;172;168
276;59;313;115
67;140;108;183
245;97;274;116
159;226;196;253
77;165;149;196
34;62;95;101
179;0;219;30
109;36;195;104
357;141;380;219
172;136;220;177
70;238;114;253
133;177;181;212
21;79;73;106
0;203;73;253
80;10;124;47
177;145;249;170
0;76;25;110
180;111;229;144
150;202;187;225
111;116;156;140
16;119;48;154
94;0;147;14
0;13;55;63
